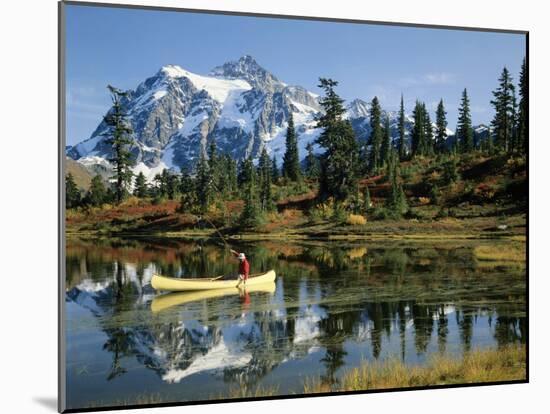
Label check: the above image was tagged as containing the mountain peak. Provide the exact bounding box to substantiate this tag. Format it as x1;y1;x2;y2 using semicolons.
210;55;282;91
347;99;371;119
158;64;188;78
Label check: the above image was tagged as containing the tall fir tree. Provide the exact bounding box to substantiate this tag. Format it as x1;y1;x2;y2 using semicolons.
398;94;407;160
368;96;383;173
258;147;273;211
385;161;408;217
240;167;261;228
435;99;448;153
65;173;81;208
153;169;170;198
219;154;238;195
304;142;320;179
457;88;474;153
238;156;255;187
207;140;219;186
195;151;211;213
166;172;179;200
511;88;519;152
411;101;426;156
133;172;148;198
517;57;528;153
103;85;134;203
85;175;107;207
271;157;279;182
486;126;494;155
381;114;392;167
423;104;434;155
282;113;301;181
490;67;516;152
177;166;196;213
315;78;359;202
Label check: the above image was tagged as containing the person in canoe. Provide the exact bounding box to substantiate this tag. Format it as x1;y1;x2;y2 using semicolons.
230;249;249;285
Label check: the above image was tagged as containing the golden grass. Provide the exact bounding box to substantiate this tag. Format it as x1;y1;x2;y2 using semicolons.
86;392;166;408
304;345;526;393
215;383;279;400
474;244;526;262
346;214;367;226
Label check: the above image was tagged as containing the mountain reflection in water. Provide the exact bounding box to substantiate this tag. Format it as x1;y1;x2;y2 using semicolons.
65;237;526;408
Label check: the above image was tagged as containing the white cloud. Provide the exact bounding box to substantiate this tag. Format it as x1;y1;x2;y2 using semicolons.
423;72;456;85
399;72;457;87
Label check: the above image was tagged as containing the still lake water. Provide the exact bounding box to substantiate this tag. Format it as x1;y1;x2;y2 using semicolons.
64;237;526;409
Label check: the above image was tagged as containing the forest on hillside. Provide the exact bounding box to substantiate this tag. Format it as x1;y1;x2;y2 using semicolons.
65;59;527;236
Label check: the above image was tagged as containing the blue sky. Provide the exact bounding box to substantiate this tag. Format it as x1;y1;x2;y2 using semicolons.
65;4;526;145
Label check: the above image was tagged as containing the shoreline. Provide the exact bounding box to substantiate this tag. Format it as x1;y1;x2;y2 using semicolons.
66;229;526;242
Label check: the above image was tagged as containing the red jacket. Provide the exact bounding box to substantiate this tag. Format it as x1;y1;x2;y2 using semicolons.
233;251;250;279
239;259;250;280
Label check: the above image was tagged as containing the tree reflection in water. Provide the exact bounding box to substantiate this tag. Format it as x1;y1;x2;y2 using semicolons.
65;237;526;401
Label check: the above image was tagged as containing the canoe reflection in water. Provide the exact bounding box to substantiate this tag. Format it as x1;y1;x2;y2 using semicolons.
150;282;277;313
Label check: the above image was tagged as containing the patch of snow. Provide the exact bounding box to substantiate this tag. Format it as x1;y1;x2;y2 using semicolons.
161;140;176;170
294;308;323;344
78;155;111;168
161;339;252;383
76;280;110;293
154;90;167;100
161;65;252;104
132;161;170;183
216;90;256;132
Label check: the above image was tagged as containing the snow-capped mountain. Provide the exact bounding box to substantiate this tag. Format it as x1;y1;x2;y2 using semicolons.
67;55;452;181
69;55;325;180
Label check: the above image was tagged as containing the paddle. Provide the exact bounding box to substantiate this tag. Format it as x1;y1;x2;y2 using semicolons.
210;275;226;281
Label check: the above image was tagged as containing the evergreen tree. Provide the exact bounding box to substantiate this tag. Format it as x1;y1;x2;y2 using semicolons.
517;57;528;153
435;99;448;153
240;169;261;228
133;172;148;198
103;85;134;203
304;142;320;179
398;94;407;160
486;126;495;155
166;172;179;200
177;167;196;213
85;175;107;207
271;157;279;182
490;68;516;152
411;101;426;156
368;96;383;173
226;155;238;195
315;78;359;202
207;140;220;191
258;147;273;211
282;113;301;181
65;173;81;208
195;151;211;213
423;104;434;155
216;154;237;196
511;88;519;152
153;169;170;198
238;156;255;187
442;158;459;185
457;88;474;153
385;161;408;217
381;114;392;167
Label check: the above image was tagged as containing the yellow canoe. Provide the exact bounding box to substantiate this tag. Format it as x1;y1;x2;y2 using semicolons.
151;282;276;313
151;270;276;292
